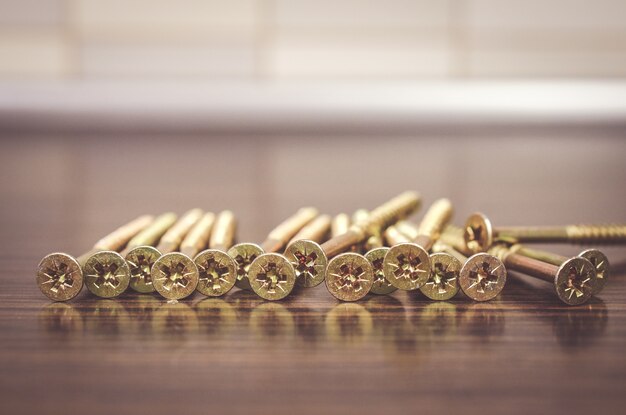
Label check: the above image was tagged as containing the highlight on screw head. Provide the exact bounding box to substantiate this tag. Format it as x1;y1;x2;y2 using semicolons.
383;243;430;290
555;257;596;306
125;246;161;293
284;239;328;288
464;212;493;254
228;243;264;291
248;253;296;301
325;253;374;302
151;252;199;300
194;249;237;297
36;253;83;301
421;252;461;301
364;247;397;295
578;248;609;295
84;251;131;298
459;253;507;302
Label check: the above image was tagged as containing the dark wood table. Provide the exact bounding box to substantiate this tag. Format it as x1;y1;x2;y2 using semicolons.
1;133;625;414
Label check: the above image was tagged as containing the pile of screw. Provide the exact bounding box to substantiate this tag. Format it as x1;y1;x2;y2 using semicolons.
37;191;624;306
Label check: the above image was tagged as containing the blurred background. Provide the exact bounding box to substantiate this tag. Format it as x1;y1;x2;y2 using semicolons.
0;0;625;256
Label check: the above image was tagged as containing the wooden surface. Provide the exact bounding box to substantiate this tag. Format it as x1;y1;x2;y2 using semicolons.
1;134;625;415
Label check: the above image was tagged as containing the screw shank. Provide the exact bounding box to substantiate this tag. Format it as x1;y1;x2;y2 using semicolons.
180;212;215;258
331;214;350;238
289;214;331;244
358;191;421;236
503;253;558;283
122;212;178;254
516;246;567;266
92;215;154;251
384;226;411;245
262;207;318;252
432;241;468;263
210;210;237;251
321;230;364;258
496;227;569;243
157;208;203;254
415;198;453;251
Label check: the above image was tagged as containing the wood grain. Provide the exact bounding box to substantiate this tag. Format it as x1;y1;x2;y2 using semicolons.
0;134;625;415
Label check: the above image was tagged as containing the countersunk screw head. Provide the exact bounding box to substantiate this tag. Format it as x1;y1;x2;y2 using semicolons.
578;249;609;295
464;212;493;254
284;240;328;288
36;253;83;301
84;251;130;298
151;252;199;300
459;253;507;301
248;253;296;301
228;243;264;291
383;243;430;290
364;247;397;295
194;249;237;297
555;257;596;306
325;253;373;302
421;253;461;301
125;246;161;293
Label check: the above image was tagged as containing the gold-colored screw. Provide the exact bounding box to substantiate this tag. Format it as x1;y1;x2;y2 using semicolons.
331;213;350;238
194;210;239;297
513;245;609;295
383;198;453;291
247;208;318;300
464;212;626;253
323;191;422;301
151;209;204;300
82;215;155;299
122;212;178;293
490;244;595;306
37;215;154;301
284;214;332;288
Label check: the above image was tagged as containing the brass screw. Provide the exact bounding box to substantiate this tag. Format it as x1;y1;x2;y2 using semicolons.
195;210;239;297
123;212;178;293
151;209;204;300
383;198;453;291
36;215;154;301
325;253;374;302
82;215;155;298
513;245;609;295
464;212;626;253
289;191;422;297
490;244;595;306
331;213;350;238
365;247;396;295
247;208;318;300
284;214;332;288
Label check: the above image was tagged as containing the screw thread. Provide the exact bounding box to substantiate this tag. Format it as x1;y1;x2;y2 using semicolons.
565;224;626;244
415;198;453;249
92;215;154;251
289;214;331;244
180;212;216;258
209;210;237;251
354;191;421;236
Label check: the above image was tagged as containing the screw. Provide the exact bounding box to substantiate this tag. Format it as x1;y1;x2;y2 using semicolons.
383;198;453;291
284;214;332;288
326;253;374;302
150;209;204;300
194;210;239;297
490;244;595;305
331;213;351;238
247;208;318;300
513;245;609;295
122;212;178;293
288;192;421;300
464;212;626;253
37;215;154;301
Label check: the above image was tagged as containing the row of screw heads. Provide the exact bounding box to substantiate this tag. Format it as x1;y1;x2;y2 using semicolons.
37;192;622;306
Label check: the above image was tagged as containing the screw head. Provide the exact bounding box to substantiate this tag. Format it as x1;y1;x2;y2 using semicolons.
84;251;130;298
464;212;493;254
459;253;507;301
383;243;430;290
555;257;596;306
125;246;161;293
194;249;238;297
284;240;328;288
325;253;374;302
248;253;296;301
364;247;397;295
578;249;609;295
36;253;83;301
227;243;264;291
421;253;461;301
151;252;199;300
